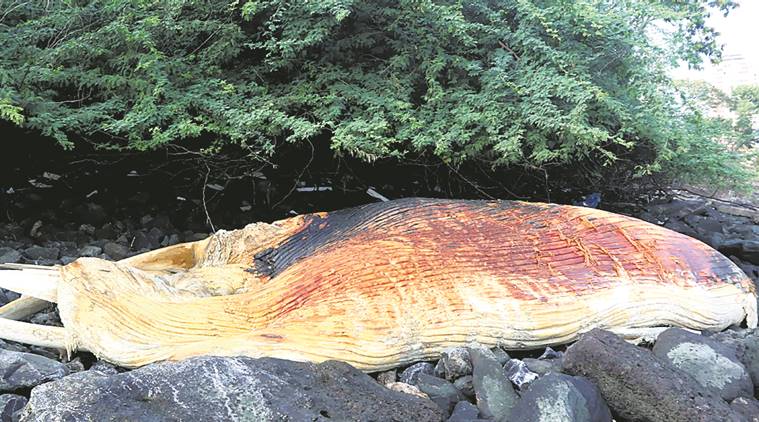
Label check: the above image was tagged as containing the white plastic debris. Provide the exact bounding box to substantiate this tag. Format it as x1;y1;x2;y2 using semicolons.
28;179;53;188
206;183;225;192
296;186;333;192
367;187;390;202
42;172;61;181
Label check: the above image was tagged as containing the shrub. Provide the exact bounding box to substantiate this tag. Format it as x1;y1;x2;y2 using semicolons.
0;0;753;190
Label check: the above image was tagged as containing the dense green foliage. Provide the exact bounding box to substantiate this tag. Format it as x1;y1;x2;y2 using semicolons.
0;0;755;190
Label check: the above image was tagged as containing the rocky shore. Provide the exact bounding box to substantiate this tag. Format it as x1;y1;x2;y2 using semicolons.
1;193;759;421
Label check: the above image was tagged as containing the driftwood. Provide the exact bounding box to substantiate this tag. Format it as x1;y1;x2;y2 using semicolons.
0;198;756;371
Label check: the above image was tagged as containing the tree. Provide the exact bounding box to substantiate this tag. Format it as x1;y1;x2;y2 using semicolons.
0;0;754;190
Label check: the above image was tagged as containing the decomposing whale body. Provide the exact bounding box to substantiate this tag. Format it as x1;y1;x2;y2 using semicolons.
0;198;756;370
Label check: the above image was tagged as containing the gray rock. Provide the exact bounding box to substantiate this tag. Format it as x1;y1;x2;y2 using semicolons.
59;256;76;265
376;369;396;386
563;329;742;422
653;328;753;401
22;246;59;261
730;396;759;422
447;401;485;422
78;245;102;257
64;358;86;374
0;248;21;264
0;289;20;307
438;347;473;381
103;242;130;261
712;328;759;391
491;347;510;365
538;346;563;360
504;359;539;390
89;361;119;376
78;224;96;235
453;375;475;398
0;349;68;393
510;373;611;422
720;239;759;265
523;358;562;375
21;356;443;421
401;362;436;385
416;373;462;417
469;346;518;421
0;394;27;422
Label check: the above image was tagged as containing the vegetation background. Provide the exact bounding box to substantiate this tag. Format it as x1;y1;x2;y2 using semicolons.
1;0;757;221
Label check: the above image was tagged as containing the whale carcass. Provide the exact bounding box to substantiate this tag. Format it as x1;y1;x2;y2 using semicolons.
0;198;755;370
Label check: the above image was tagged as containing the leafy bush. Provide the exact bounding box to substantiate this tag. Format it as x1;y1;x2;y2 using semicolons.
0;0;754;190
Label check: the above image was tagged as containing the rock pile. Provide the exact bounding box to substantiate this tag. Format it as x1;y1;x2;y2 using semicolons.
0;194;758;421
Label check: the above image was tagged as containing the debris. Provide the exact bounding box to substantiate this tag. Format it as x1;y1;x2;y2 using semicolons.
367;187;390;202
42;172;61;181
86;190;98;199
206;183;224;192
296;186;333;192
28;179;53;189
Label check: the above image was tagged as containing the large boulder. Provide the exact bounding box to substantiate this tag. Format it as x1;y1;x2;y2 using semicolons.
562;329;742;422
652;328;753;401
21;356;443;421
509;373;611;422
0;349;68;393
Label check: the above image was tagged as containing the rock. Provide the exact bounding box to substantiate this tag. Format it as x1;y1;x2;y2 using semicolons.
0;349;69;393
510;373;611;422
376;369;396;386
164;233;181;247
730;396;759;421
60;256;76;265
416;374;462;417
491;347;510;365
131;231;152;251
437;347;473;381
386;382;430;400
523;358;562;375
0;394;27;422
78;245;102;257
538;346;563;360
663;219;699;238
400;362;436;385
21;357;443;421
563;329;742;422
0;289;20;307
447;401;485;422
504;359;539;390
77;203;107;225
0;248;21;264
89;361;119;376
720;239;759;265
64;357;86;374
22;246;59;261
653;328;753;401
712;328;759;390
78;224;96;235
29;309;60;327
453;375;474;398
469;346;518;421
147;227;164;248
103;242;130;261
